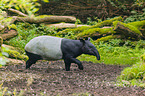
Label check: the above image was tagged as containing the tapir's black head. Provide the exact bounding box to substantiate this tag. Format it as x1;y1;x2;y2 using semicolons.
80;38;100;60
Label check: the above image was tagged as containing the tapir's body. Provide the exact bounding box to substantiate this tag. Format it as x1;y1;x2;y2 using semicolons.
25;36;63;60
25;36;100;71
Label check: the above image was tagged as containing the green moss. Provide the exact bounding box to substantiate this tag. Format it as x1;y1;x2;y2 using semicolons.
5;50;28;61
113;21;142;35
35;15;52;19
128;20;145;28
57;26;91;36
77;27;116;38
92;16;123;28
57;17;123;38
2;46;28;61
95;35;118;43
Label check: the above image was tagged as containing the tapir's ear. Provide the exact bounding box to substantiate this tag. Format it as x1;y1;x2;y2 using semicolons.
79;38;85;44
88;37;91;41
85;37;91;41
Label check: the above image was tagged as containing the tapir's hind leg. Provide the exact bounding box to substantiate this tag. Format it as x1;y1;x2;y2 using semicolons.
25;50;42;69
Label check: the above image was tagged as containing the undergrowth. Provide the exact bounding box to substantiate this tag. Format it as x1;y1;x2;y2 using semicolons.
7;23;57;53
78;39;145;65
116;62;145;87
1;18;145;88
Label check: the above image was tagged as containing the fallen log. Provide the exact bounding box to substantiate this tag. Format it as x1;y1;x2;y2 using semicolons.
16;15;76;24
76;27;116;39
46;23;90;29
114;22;143;40
1;29;18;40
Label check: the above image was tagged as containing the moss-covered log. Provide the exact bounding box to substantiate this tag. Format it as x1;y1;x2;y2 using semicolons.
114;22;143;40
16;15;76;24
95;35;121;43
2;44;28;61
57;17;123;38
77;27;116;39
92;16;123;28
128;20;145;37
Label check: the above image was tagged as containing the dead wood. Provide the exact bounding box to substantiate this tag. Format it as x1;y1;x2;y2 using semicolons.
1;29;18;40
16;16;76;24
46;23;90;29
8;8;28;17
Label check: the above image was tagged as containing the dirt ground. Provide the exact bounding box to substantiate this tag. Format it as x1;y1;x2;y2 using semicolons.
0;60;145;96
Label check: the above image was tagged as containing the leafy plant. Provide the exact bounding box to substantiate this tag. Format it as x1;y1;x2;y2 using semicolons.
7;23;57;53
87;17;102;25
124;8;145;23
117;62;145;87
0;0;49;16
78;39;145;65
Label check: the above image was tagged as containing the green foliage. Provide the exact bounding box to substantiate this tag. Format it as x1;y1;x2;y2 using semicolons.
87;17;102;25
78;39;145;65
117;62;145;87
0;0;49;16
7;23;57;53
124;8;145;23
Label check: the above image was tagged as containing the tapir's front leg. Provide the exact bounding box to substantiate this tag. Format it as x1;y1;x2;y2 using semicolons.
64;55;83;71
64;59;71;71
70;58;83;70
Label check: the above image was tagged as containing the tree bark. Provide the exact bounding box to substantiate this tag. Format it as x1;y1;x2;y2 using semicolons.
16;16;76;24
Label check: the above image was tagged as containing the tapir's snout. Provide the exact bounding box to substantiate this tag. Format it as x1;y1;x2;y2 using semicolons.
93;49;100;60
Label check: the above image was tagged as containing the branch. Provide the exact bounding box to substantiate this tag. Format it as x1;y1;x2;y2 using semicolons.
8;8;28;17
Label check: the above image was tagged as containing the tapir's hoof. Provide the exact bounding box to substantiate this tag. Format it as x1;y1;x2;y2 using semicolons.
26;65;30;69
79;66;84;70
66;69;70;71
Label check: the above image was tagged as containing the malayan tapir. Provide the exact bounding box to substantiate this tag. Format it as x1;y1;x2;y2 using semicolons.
25;36;100;71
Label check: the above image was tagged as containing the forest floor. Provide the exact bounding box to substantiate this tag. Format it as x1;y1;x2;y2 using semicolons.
0;60;145;96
